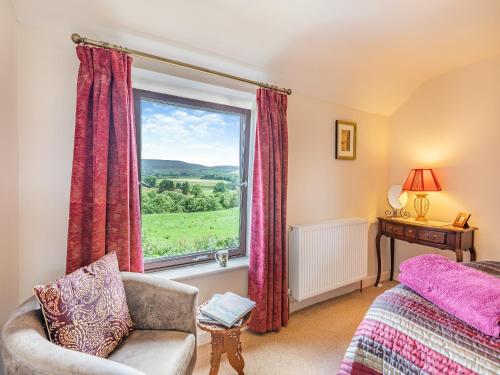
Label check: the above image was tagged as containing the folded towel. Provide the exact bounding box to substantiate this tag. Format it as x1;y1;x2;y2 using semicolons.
399;254;500;337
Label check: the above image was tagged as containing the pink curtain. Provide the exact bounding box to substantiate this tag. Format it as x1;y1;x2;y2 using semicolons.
66;45;143;274
248;88;289;333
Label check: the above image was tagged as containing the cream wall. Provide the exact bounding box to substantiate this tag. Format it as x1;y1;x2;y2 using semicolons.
287;93;390;281
14;24;391;304
0;1;19;373
17;25;77;301
0;0;19;330
389;54;500;268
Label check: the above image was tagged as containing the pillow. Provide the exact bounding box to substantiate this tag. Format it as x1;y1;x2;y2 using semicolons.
34;252;134;358
399;254;500;337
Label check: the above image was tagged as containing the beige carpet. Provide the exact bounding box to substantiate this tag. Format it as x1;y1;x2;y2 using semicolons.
193;285;388;375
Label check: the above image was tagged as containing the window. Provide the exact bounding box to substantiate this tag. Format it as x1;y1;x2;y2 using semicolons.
134;89;251;270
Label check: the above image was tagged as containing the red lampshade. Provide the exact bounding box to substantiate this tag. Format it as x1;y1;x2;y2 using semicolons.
402;169;442;192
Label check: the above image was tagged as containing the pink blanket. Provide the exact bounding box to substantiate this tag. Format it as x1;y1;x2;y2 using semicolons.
399;254;500;337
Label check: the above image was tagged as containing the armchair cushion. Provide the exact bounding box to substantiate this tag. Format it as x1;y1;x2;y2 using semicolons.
109;330;196;375
33;252;134;358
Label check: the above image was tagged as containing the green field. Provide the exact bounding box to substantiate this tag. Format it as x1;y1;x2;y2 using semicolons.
140;159;241;259
141;207;240;259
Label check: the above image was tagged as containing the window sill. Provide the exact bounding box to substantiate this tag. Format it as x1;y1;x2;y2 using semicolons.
149;257;249;281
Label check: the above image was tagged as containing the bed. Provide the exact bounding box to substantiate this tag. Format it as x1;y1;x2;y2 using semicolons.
339;261;500;375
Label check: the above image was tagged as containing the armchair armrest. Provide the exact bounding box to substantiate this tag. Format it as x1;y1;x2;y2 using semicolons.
121;272;198;334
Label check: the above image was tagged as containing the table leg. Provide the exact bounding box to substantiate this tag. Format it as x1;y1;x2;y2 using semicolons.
390;237;395;281
209;334;224;375
225;331;245;375
455;248;463;262
469;247;477;261
375;233;382;286
469;231;476;261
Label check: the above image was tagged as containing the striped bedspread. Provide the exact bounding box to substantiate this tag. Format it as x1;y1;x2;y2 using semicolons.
339;261;500;375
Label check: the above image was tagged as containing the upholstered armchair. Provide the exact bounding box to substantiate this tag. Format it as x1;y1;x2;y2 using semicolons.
1;272;198;375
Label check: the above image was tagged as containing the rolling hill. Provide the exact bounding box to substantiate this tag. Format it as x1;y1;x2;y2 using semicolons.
141;159;238;177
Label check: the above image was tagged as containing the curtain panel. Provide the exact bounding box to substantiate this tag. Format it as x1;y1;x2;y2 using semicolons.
248;88;289;333
66;45;143;274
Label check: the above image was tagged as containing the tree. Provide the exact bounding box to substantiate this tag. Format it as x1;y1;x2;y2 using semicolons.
226;181;237;190
175;182;182;189
213;182;227;193
191;184;203;197
164;191;187;212
158;179;175;193
229;192;239;208
143;175;157;188
181;181;190;195
141;190;174;214
216;191;239;209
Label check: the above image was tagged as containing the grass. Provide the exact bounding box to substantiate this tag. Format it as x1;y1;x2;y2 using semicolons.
141;207;240;259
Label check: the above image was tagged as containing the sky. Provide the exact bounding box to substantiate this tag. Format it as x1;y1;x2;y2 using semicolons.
140;99;241;166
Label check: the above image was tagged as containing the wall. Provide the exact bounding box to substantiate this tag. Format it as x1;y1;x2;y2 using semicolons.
17;25;77;301
0;0;19;330
0;1;19;372
287;93;390;284
389;54;500;269
14;24;391;308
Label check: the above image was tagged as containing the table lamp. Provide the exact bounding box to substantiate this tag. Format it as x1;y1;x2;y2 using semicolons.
402;169;442;222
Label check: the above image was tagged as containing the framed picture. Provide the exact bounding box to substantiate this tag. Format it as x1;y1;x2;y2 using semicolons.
453;212;471;228
335;120;357;160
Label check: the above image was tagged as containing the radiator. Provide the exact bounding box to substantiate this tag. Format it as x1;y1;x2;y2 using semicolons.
289;218;368;301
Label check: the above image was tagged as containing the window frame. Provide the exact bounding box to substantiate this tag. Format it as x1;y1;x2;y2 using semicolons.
133;89;251;271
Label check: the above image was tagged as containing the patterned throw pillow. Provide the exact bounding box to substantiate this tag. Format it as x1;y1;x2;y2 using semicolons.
34;252;134;358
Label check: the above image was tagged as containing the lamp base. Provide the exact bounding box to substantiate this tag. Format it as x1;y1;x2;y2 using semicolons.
414;193;430;222
414;216;428;222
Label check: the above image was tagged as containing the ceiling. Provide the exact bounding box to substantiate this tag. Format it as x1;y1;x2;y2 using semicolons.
10;0;500;115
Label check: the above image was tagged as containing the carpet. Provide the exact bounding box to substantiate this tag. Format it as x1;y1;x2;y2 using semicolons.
193;285;387;375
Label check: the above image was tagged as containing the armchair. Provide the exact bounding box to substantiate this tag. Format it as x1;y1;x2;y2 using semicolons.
1;272;198;375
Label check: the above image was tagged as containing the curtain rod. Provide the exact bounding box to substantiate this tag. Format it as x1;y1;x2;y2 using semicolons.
71;33;292;95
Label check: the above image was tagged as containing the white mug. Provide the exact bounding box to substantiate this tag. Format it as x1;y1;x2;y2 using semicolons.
215;250;229;267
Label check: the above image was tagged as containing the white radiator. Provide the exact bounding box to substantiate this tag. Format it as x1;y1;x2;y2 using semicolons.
289;218;368;301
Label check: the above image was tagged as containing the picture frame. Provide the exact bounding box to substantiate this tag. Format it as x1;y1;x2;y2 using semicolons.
335;120;357;160
453;212;471;228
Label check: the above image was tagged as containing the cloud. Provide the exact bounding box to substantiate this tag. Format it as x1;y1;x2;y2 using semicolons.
142;114;190;138
172;109;232;128
140;102;240;166
191;123;209;137
141;106;240;139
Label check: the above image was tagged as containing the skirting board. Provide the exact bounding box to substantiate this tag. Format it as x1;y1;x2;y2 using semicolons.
196;271;390;346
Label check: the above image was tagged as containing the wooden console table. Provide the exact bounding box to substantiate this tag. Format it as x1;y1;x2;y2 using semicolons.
375;217;478;286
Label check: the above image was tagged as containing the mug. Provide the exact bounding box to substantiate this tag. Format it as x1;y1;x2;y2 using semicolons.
215;250;229;267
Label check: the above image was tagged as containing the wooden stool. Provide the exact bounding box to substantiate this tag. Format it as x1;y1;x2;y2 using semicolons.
197;305;251;375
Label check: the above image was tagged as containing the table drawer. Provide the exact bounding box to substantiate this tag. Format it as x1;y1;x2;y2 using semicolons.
385;223;404;236
418;229;446;244
404;227;417;239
